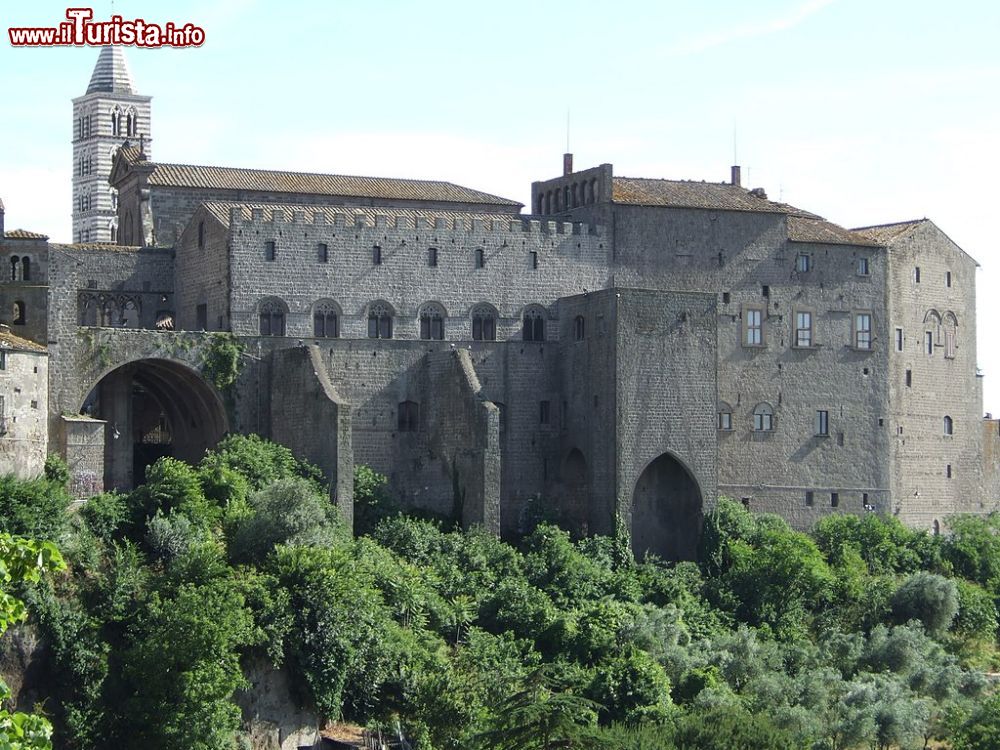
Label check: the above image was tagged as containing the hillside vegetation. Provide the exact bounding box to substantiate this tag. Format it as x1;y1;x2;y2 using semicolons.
4;437;1000;749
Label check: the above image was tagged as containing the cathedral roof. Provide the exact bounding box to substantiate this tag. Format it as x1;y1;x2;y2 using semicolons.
86;46;137;94
117;152;521;208
612;176;818;217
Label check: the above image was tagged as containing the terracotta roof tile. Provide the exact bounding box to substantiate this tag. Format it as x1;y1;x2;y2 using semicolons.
121;156;522;208
612;177;819;217
0;328;46;353
787;216;880;247
851;220;926;244
3;229;49;240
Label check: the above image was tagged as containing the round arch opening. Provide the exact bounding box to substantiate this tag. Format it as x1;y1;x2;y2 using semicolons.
631;452;703;561
80;358;229;490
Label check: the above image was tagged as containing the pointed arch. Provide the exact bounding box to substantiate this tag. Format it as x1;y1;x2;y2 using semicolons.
258;297;287;337
312;299;341;338
418;301;447;340
367;300;394;339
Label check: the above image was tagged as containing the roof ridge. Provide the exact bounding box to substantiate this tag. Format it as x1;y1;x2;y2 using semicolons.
851;218;926;231
154;160;477;188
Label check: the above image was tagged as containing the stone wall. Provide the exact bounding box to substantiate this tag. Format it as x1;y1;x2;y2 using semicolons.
0;348;48;479
60;415;105;498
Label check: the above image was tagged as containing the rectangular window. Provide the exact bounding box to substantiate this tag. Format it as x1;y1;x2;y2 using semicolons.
718;411;732;430
540;400;550;425
946;464;953;479
317;243;328;263
855;313;872;350
264;240;276;262
574;316;585;341
945;331;956;359
831;492;840;508
914;266;921;283
373;245;382;265
925;331;933;355
0;351;5;370
745;308;763;346
805;491;814;507
946;271;952;287
428;247;438;267
857;257;870;276
795;254;811;272
895;328;904;352
530;250;538;269
722;292;731;305
475;248;485;269
196;303;208;330
795;311;813;347
906;369;912;387
816;410;829;436
762;284;770;298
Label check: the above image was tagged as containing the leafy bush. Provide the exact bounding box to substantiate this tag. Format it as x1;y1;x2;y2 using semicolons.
890;571;959;635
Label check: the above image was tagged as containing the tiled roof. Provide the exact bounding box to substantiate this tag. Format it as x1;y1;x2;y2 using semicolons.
123;157;522;208
0;328;46;354
3;229;49;240
612;177;819;217
787;216;880;247
199;201;529;229
851;220;926;244
86;46;137;94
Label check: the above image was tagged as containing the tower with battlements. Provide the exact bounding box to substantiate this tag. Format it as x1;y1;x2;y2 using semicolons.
71;46;152;243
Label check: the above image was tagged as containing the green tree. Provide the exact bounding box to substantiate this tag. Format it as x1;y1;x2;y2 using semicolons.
0;533;66;750
890;572;959;635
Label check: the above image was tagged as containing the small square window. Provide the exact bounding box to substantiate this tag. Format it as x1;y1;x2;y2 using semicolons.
857;257;870;276
718;411;732;430
795;254;811;272
722;292;731;304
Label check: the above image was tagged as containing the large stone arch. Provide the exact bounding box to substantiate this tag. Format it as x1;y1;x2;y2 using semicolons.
630;452;703;561
557;447;590;536
80;358;229;490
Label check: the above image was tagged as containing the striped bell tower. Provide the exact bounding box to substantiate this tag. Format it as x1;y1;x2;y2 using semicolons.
71;46;152;244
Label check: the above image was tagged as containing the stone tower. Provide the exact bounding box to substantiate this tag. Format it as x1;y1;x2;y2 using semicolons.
71;46;152;243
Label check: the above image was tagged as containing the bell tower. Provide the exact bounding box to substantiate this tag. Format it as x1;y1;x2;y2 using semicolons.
71;46;152;244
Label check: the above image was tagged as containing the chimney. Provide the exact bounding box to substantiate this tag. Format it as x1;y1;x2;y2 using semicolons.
731;165;741;187
563;153;573;176
0;196;5;238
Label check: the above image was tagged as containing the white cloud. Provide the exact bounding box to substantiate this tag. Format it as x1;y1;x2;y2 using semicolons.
665;0;837;57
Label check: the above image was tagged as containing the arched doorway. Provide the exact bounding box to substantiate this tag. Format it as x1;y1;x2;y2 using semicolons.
81;359;228;490
631;453;703;561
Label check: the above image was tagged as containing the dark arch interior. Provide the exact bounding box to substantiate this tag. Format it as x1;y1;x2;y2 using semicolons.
82;359;228;490
631;453;703;562
557;448;590;537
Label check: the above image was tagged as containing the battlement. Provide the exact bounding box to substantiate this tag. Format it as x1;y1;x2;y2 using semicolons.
215;202;605;237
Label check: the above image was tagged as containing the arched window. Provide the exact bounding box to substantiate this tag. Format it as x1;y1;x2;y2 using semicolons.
10;257;20;282
932;519;941;536
109;220;118;243
522;306;545;342
121;298;140;327
753;403;774;432
12;301;26;325
943;312;958;359
718;402;733;431
472;304;497;341
924;309;942;343
943;415;953;436
126;108;137;137
475;248;485;269
80;295;98;326
111;106;121;136
398;401;419;432
258;298;286;336
419;303;446;340
368;302;393;339
313;300;340;338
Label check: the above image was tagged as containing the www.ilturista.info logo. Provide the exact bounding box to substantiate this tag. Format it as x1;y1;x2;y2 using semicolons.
9;8;205;47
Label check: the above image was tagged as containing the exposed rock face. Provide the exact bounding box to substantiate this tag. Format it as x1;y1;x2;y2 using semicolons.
237;657;320;750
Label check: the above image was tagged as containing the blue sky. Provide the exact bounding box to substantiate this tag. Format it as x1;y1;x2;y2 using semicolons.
3;0;999;408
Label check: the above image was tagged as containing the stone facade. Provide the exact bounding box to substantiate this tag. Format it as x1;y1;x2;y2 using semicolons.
0;326;48;479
